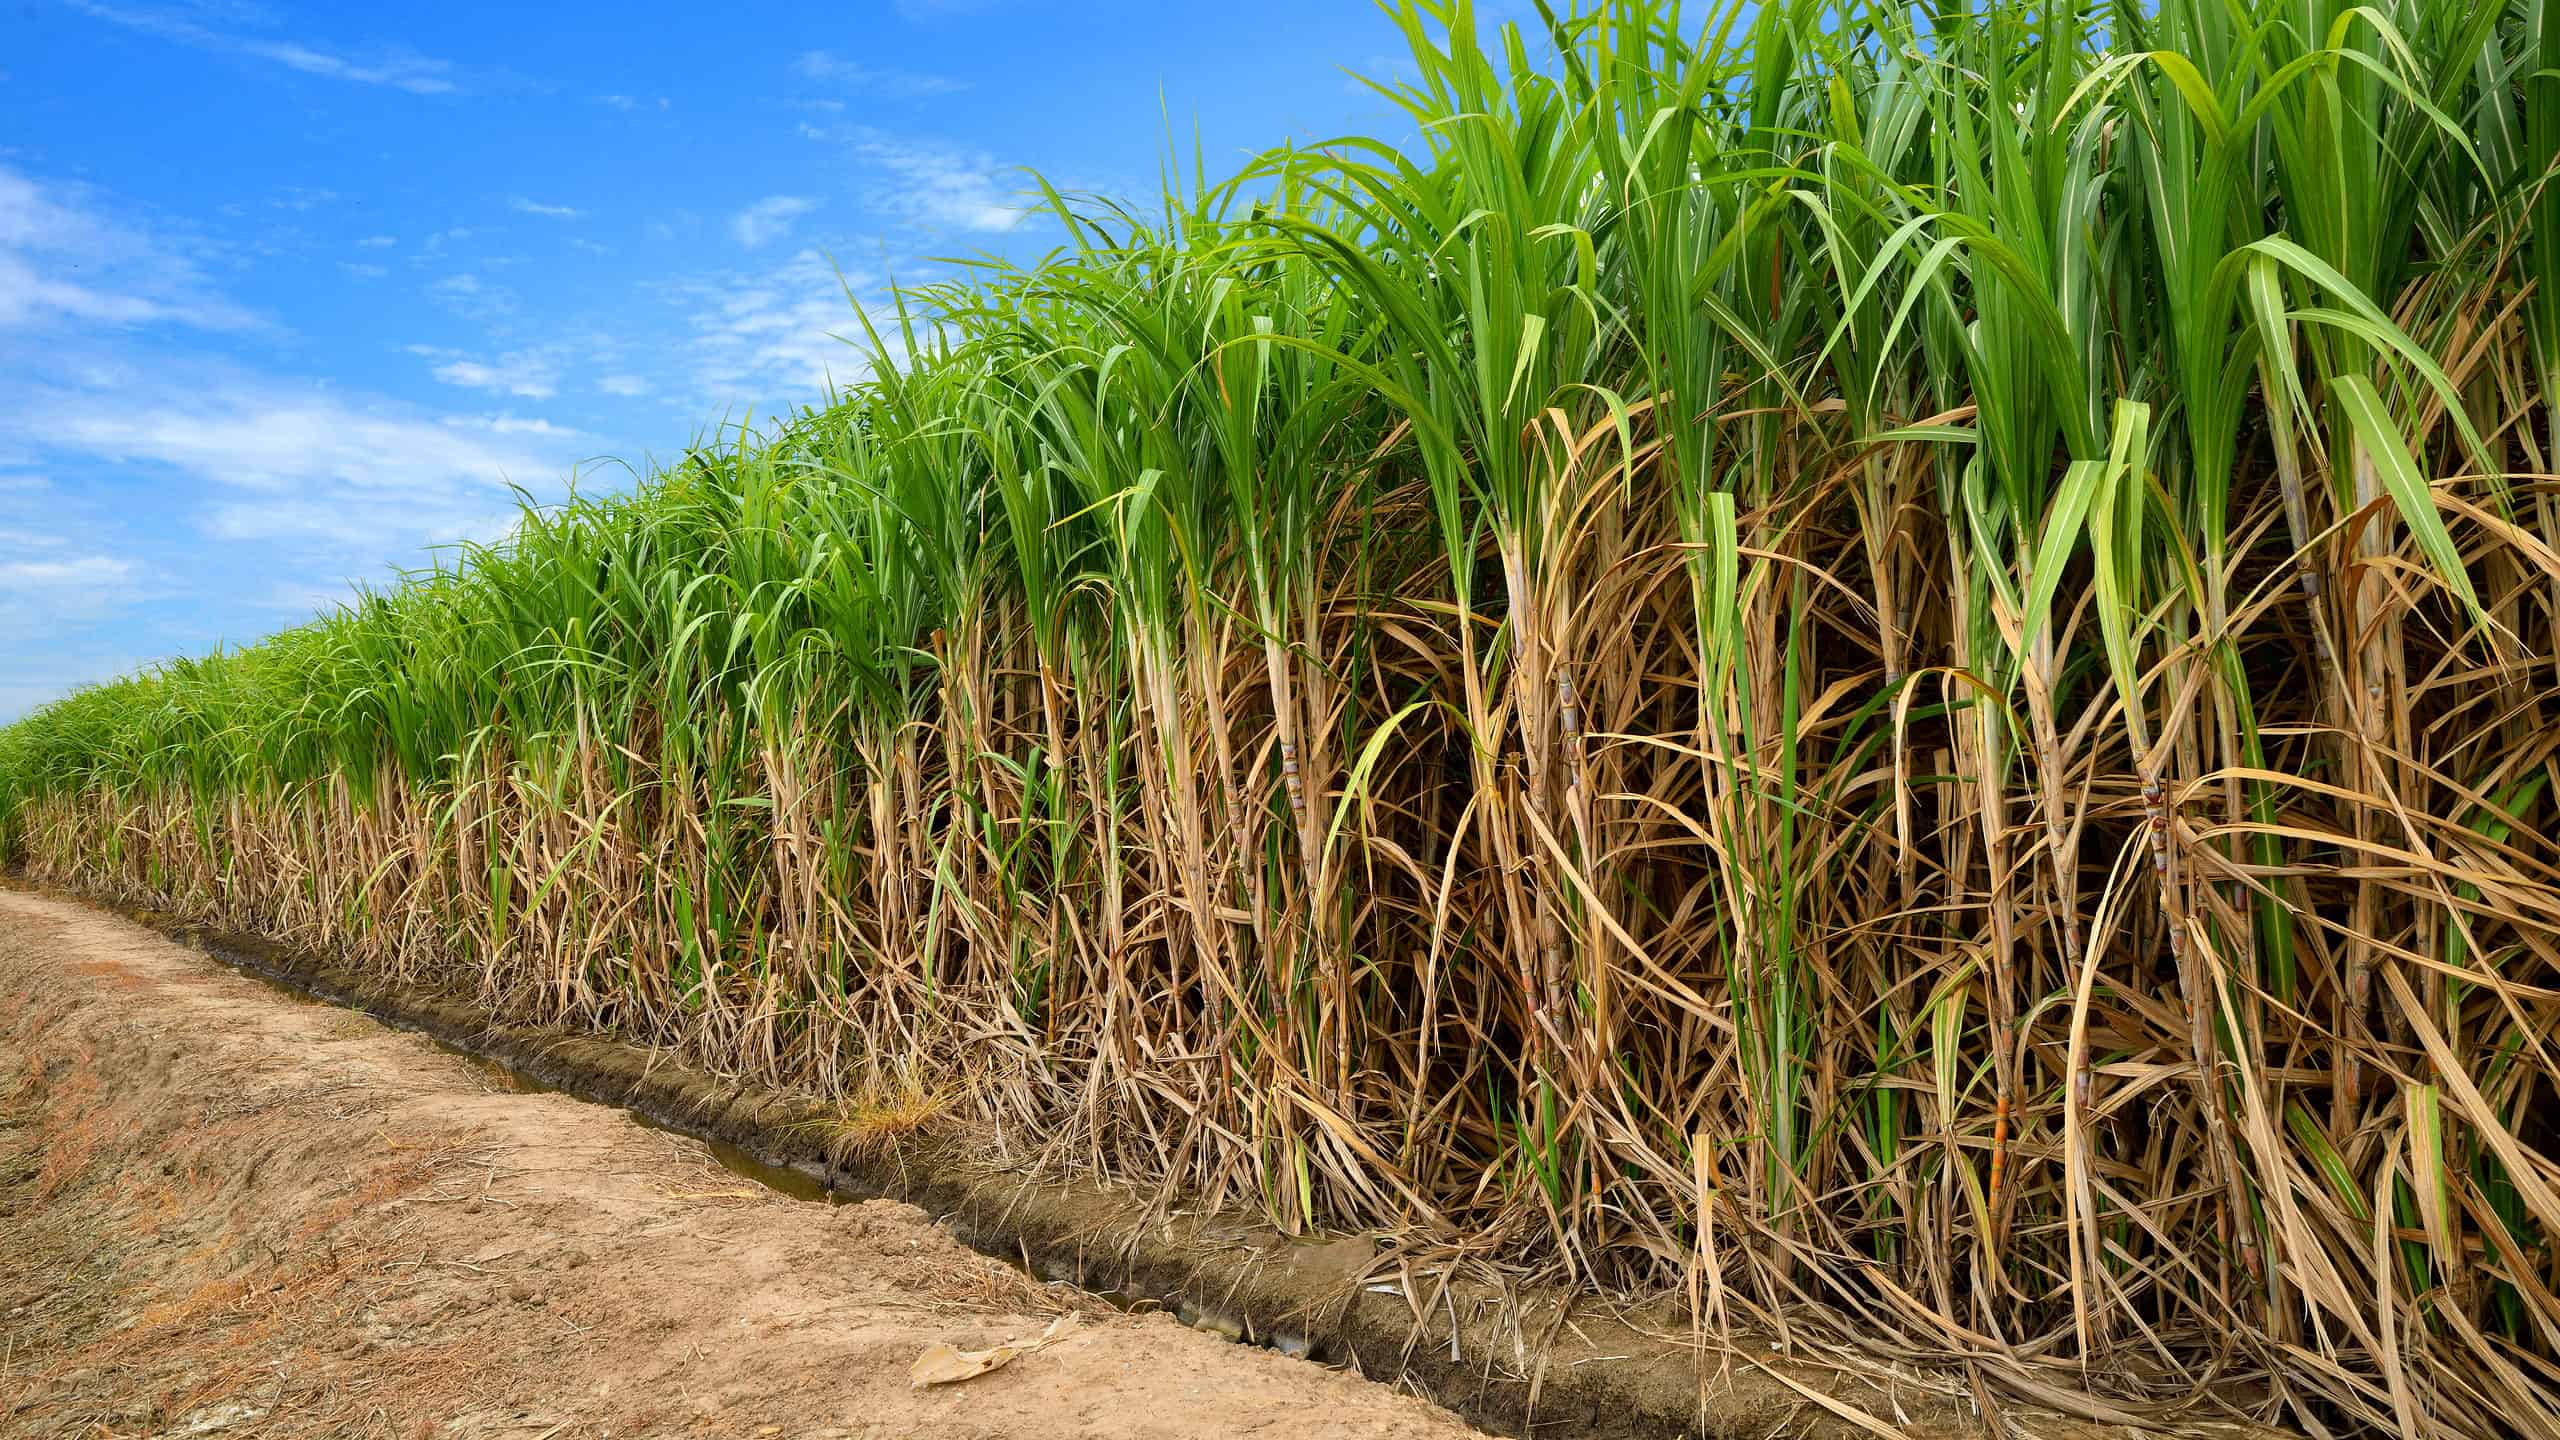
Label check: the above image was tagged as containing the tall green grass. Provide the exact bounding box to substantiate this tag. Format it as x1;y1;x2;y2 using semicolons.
7;2;2559;1431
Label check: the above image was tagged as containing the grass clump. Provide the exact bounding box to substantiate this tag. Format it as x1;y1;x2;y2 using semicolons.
8;1;2560;1431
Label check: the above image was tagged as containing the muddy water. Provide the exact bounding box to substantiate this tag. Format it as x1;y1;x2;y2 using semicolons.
459;1047;852;1203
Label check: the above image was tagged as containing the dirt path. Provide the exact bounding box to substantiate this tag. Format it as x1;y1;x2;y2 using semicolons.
0;888;1485;1440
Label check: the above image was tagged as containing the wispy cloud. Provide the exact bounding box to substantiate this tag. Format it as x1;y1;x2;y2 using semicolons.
22;377;566;556
597;374;651;397
423;270;519;327
67;1;460;95
0;165;257;332
406;343;560;400
269;185;338;213
0;476;147;720
0;553;135;591
670;249;880;405
509;196;584;220
0;354;586;720
852;134;1023;233
731;195;816;250
793;50;965;99
357;234;397;248
0;160;598;723
440;412;594;442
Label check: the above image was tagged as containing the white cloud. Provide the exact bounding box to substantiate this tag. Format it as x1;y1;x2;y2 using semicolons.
47;391;543;495
673;249;882;404
0;554;135;590
731;195;816;250
358;234;397;248
18;378;569;559
851;134;1022;233
423;270;518;326
246;41;451;92
270;185;337;213
793;51;964;98
595;93;637;110
0;165;257;332
0;161;615;725
202;494;522;552
0;542;150;709
406;343;560;399
340;261;387;279
430;360;534;394
0;252;175;327
68;1;459;94
510;196;584;220
440;412;593;441
597;374;651;397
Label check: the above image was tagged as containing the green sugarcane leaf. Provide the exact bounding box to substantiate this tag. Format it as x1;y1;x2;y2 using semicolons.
2331;373;2483;622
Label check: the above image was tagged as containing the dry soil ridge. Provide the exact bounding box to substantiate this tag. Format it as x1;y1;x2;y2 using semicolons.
0;884;1479;1439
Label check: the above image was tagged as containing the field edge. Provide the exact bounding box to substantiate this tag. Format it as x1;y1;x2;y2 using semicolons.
0;870;2083;1440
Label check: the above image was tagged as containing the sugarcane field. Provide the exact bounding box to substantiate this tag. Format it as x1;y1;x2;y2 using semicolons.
4;2;2559;1437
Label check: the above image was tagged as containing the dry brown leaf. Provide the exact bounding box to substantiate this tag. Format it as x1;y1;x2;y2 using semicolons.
909;1341;1022;1388
908;1313;1082;1389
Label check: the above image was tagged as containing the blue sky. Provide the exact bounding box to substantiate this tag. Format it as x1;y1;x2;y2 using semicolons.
0;0;1440;722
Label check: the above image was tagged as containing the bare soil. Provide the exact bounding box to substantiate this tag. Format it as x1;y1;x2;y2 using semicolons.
0;887;1485;1440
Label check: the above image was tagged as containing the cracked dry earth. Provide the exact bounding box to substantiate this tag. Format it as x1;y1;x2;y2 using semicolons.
0;887;1484;1440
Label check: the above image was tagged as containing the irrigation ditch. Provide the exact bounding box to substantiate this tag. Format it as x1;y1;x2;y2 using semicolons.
0;876;2062;1440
